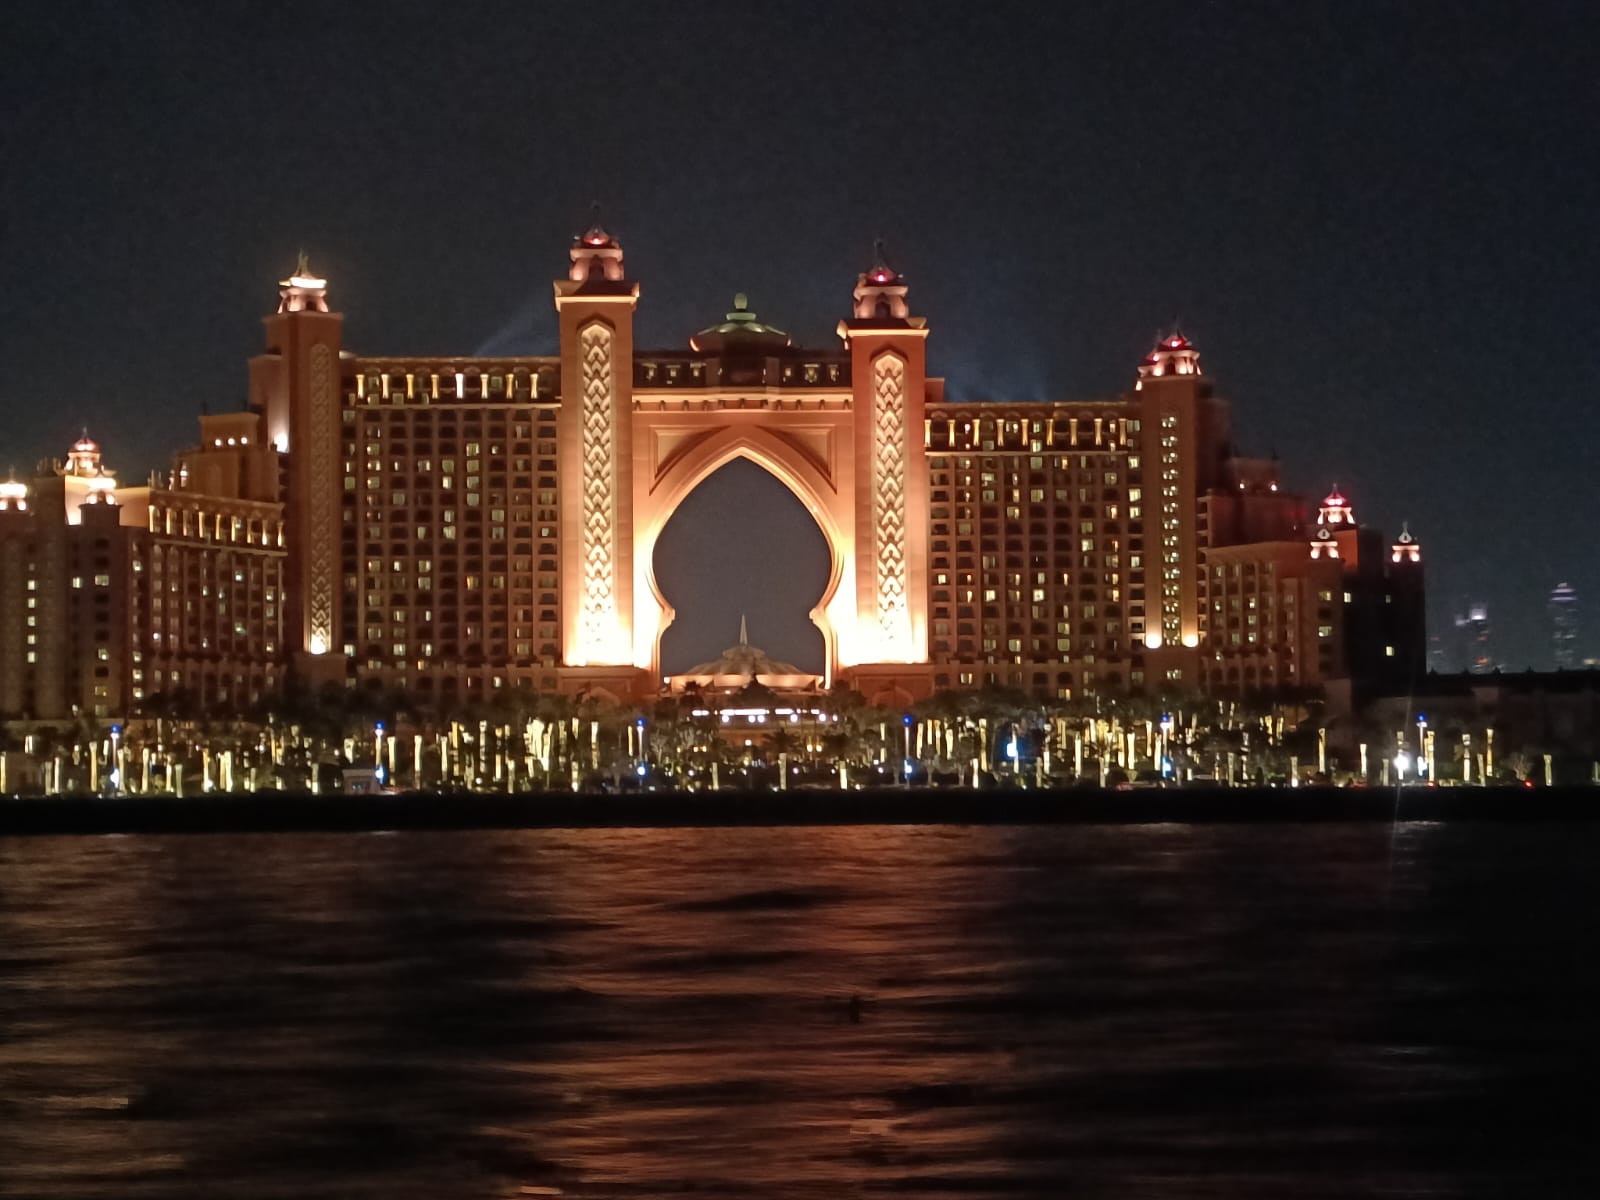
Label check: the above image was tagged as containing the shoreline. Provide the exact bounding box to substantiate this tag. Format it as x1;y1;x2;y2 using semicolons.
1;786;1596;836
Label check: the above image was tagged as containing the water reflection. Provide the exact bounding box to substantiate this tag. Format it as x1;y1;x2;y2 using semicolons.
1;822;1595;1197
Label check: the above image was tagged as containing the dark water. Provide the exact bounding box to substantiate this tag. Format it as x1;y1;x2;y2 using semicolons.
1;822;1596;1198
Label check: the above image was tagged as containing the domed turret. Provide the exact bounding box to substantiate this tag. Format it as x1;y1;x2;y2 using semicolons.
66;431;105;478
673;617;819;691
568;205;627;286
1137;330;1202;381
1391;522;1422;565
1319;486;1354;525
1310;484;1355;559
0;470;28;512
850;239;911;322
689;294;792;354
277;251;329;314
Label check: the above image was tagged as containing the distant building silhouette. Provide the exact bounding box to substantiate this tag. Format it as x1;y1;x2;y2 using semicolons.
1550;582;1579;670
1455;603;1493;674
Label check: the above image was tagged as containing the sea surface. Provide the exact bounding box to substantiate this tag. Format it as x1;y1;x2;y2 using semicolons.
1;820;1595;1198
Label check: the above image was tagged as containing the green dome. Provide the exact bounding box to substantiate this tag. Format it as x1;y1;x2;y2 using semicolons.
690;293;792;353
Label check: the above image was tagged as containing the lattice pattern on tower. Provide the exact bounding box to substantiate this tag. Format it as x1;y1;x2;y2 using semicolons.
872;353;912;659
307;342;336;651
579;323;617;661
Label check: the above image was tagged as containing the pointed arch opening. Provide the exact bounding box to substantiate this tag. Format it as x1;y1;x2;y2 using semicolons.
632;423;859;685
652;460;830;677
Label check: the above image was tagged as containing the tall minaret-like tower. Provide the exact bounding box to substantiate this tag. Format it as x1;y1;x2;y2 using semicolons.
1136;331;1215;652
838;243;930;667
249;255;343;674
554;215;639;672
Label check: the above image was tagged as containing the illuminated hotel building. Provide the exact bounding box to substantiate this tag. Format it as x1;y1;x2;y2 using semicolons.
0;226;1426;719
0;431;285;720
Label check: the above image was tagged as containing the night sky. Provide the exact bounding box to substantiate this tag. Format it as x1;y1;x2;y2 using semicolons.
4;1;1594;674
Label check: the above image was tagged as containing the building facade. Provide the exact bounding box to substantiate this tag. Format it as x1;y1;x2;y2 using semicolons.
0;226;1428;720
0;430;285;720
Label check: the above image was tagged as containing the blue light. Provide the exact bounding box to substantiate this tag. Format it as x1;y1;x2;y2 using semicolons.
636;717;646;729
636;763;647;778
902;713;914;727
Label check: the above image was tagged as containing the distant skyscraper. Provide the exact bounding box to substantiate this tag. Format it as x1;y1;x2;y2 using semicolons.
1550;582;1579;670
1456;603;1493;674
1427;632;1449;675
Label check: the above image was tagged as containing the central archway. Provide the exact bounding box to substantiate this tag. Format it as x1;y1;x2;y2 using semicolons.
652;459;830;675
632;421;860;686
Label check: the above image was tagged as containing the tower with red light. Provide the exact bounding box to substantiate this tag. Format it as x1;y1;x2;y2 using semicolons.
838;243;931;679
1136;331;1226;657
554;214;640;679
1309;485;1357;560
250;254;342;672
1138;332;1202;381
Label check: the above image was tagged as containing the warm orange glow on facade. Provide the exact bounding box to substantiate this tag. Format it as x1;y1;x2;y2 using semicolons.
0;237;1428;719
